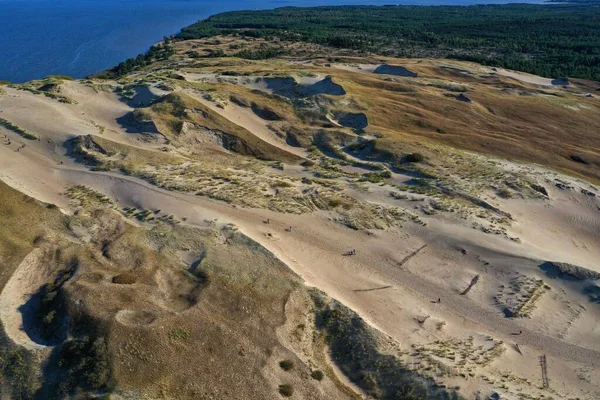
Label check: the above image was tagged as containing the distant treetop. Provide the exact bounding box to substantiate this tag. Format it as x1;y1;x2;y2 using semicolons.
176;4;600;81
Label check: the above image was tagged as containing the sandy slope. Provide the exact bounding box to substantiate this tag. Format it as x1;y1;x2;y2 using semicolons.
1;75;600;398
493;68;561;86
0;248;49;351
2;145;599;356
1;151;599;397
190;92;308;158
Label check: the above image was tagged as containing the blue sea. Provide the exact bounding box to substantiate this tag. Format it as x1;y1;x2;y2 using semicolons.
0;0;547;83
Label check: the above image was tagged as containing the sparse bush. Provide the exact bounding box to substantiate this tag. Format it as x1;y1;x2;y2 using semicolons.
404;153;425;163
272;180;293;188
2;348;35;397
44;310;57;324
497;188;512;199
0;117;38;140
278;384;294;397
311;370;325;381
279;359;295;371
56;335;111;392
359;171;391;183
329;198;342;208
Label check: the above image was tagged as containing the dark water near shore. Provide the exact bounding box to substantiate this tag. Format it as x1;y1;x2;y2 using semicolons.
0;0;547;83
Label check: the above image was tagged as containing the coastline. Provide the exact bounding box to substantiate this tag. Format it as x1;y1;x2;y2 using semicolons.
1;0;561;84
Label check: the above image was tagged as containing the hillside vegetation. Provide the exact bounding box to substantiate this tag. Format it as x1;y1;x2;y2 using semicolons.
2;11;600;399
176;5;600;81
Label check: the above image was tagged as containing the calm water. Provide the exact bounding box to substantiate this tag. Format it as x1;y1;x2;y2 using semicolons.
0;0;546;83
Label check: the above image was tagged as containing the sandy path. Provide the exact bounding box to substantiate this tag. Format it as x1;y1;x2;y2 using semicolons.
1;141;599;369
30;167;600;368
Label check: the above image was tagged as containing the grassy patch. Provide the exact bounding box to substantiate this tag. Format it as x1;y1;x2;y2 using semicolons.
169;328;192;340
0;117;38;140
358;170;391;183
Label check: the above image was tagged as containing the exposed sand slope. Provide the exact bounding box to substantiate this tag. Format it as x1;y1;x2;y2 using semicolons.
3;142;599;364
0;248;49;351
1;150;598;398
1;50;600;399
190;93;307;158
494;68;566;86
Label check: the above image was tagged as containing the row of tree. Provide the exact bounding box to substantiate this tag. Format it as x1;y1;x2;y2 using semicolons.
176;5;600;81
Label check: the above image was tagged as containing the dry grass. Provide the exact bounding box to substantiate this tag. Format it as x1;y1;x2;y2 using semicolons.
112;272;137;284
169;37;600;183
0;182;347;398
0;181;64;292
146;92;301;162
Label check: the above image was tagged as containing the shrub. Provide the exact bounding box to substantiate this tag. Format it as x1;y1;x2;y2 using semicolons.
272;180;293;188
404;153;425;163
57;336;111;391
359;171;391;183
329;198;342;208
278;384;294;397
311;370;325;381
279;359;295;371
497;188;512;199
112;272;137;284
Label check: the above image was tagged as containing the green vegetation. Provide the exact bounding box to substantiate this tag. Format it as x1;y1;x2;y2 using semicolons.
169;327;192;340
178;5;600;80
234;47;289;60
311;370;325;381
0;348;35;398
43;75;73;81
404;153;425;163
312;290;461;399
278;384;294;397
98;41;175;78
359;170;391;183
0;117;37;140
279;359;295;371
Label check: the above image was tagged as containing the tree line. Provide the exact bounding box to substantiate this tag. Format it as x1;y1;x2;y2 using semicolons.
176;5;600;81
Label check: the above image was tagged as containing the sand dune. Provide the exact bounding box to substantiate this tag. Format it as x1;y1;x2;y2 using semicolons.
1;52;600;399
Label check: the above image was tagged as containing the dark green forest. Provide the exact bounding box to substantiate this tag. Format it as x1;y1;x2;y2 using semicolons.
177;5;600;81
